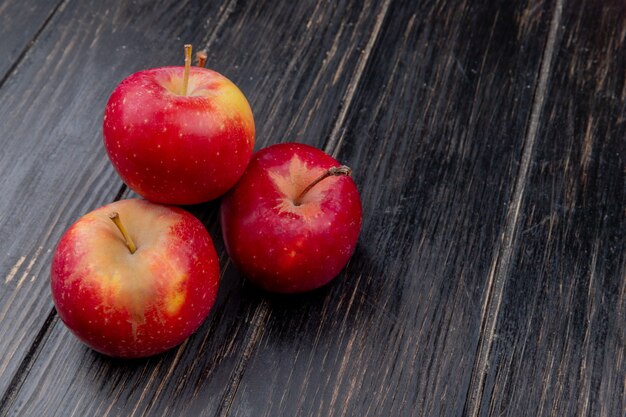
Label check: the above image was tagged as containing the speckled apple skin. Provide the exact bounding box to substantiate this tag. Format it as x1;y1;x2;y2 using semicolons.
220;143;362;293
103;66;255;205
50;199;219;358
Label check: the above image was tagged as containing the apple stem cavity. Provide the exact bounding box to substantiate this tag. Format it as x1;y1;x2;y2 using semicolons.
109;212;137;254
181;44;192;96
294;165;352;206
196;50;207;67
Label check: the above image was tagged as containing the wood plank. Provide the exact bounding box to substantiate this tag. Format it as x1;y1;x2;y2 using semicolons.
2;0;395;415
0;0;64;82
463;0;565;414
220;1;562;416
0;0;232;406
475;1;626;416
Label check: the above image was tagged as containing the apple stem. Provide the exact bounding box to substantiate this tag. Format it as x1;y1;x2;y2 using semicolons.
294;165;352;206
196;50;207;67
108;212;137;254
181;44;192;96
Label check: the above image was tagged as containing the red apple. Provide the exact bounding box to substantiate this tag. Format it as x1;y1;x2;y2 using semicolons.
50;199;219;358
103;60;255;205
220;143;362;293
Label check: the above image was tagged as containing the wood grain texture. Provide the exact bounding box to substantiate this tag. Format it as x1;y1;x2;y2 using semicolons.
477;1;626;416
2;0;397;415
3;1;624;417
221;1;561;416
464;0;565;414
0;0;230;406
0;0;64;83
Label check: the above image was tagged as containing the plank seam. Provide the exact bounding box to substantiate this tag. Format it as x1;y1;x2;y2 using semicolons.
0;0;239;412
0;0;238;413
0;308;57;416
0;182;127;415
113;184;128;202
213;1;394;415
0;0;67;92
0;1;75;412
463;0;565;416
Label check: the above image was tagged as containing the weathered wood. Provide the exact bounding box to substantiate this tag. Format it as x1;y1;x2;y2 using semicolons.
220;1;561;416
475;1;626;416
0;0;231;406
0;0;63;82
2;0;624;416
2;0;397;415
463;0;566;414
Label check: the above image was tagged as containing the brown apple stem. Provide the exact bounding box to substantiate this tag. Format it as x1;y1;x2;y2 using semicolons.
108;212;136;254
196;50;207;67
181;44;192;96
294;165;352;206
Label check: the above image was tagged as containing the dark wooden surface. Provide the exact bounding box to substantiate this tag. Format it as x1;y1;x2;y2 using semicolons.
0;0;623;416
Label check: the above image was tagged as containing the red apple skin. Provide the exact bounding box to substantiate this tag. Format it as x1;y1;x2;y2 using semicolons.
50;199;219;358
220;143;362;293
103;66;255;205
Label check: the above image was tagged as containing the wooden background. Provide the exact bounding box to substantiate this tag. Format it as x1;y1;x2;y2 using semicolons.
0;0;624;416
